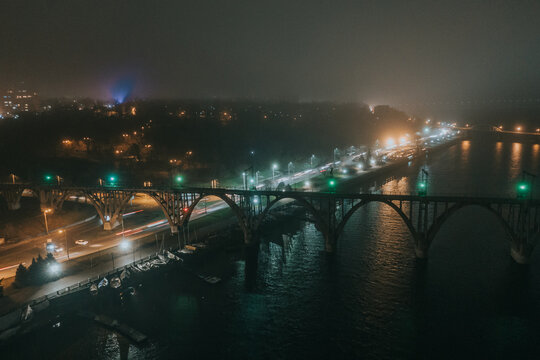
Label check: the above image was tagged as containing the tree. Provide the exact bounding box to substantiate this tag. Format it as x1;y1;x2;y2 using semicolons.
15;263;28;287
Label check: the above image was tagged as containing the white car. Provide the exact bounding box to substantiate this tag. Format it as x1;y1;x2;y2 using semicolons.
75;240;88;246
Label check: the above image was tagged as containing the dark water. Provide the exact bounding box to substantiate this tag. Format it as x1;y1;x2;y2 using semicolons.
5;139;540;359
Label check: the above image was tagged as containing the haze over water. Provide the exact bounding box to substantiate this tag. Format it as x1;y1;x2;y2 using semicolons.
6;139;540;359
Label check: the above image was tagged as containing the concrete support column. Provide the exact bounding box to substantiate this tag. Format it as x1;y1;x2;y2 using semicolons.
415;233;429;259
3;190;23;211
7;198;21;210
170;224;179;234
244;240;260;290
510;242;531;265
103;219;120;231
324;231;337;253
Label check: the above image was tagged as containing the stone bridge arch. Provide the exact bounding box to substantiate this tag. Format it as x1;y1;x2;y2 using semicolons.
182;193;252;243
252;194;332;250
334;199;418;254
425;202;529;263
81;189;134;230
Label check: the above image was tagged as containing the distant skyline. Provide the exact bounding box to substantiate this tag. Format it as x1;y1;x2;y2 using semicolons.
2;1;540;109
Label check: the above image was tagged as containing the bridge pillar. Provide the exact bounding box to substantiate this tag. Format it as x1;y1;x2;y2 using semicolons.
510;241;531;265
2;189;23;210
414;233;429;259
324;232;337;253
38;189;68;213
170;225;179;234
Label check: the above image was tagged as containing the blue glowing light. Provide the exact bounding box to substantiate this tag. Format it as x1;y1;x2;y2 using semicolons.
110;77;134;104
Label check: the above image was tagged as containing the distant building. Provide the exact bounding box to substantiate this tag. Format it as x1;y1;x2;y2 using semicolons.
1;84;40;117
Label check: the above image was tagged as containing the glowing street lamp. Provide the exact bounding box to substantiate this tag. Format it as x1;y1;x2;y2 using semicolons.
48;263;61;275
418;169;429;196
417;181;427;196
120;240;131;251
43;208;52;234
272;164;278;182
328;178;337;192
517;182;529;198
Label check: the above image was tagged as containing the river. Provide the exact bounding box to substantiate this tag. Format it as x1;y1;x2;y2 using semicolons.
4;138;540;359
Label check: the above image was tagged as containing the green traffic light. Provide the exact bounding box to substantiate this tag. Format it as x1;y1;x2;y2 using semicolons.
419;182;426;188
329;179;336;186
176;176;183;183
45;175;52;180
518;184;527;191
109;176;116;182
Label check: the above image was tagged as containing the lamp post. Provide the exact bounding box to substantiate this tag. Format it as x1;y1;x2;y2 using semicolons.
272;164;278;182
256;171;260;186
418;169;429;196
310;154;315;168
10;173;15;184
242;172;247;190
43;209;52;234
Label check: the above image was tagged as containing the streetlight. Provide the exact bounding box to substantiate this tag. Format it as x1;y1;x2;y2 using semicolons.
242;172;247;189
418;169;429;196
288;162;293;177
255;171;260;186
310;154;316;168
328;178;337;192
10;173;15;184
333;148;339;165
59;229;69;260
272;164;278;182
517;171;536;199
43;208;52;234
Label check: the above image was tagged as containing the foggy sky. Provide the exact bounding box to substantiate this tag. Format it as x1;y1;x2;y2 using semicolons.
2;0;540;106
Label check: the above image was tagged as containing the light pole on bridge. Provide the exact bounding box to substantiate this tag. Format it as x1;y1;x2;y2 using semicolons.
418;169;429;196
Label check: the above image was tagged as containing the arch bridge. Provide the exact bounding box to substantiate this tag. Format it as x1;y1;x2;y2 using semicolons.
1;184;539;264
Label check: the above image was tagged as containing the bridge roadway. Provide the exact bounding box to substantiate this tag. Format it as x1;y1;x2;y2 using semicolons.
1;184;540;264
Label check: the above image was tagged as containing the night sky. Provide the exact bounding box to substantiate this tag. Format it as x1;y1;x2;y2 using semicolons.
2;0;540;105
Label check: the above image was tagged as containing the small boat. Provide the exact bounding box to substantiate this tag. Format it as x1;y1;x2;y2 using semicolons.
90;284;98;295
166;250;180;261
98;277;109;288
110;277;121;289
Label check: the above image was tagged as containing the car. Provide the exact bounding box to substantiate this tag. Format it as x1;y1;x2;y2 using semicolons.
75;240;88;246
